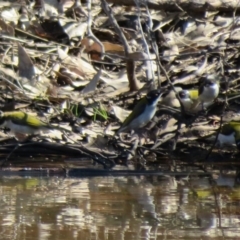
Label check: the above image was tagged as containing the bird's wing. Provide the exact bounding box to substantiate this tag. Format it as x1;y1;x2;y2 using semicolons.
121;101;146;127
229;122;240;132
221;124;235;135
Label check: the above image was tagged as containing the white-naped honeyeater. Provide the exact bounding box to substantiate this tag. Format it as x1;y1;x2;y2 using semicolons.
178;89;213;112
217;122;240;148
191;76;219;110
0;111;69;136
117;89;162;134
178;89;197;111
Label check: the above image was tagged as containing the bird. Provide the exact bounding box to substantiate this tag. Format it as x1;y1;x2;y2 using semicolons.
117;89;162;134
0;111;68;136
178;90;197;111
178;89;213;112
191;77;219;110
198;79;219;102
217;122;240;147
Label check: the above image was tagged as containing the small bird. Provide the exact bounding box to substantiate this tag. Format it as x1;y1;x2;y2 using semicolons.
218;122;240;147
117;89;162;134
198;79;219;102
178;90;197;111
178;89;212;112
192;77;219;110
0;111;67;136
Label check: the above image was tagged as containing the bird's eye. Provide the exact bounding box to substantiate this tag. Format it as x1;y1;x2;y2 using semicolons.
178;91;188;99
205;80;214;87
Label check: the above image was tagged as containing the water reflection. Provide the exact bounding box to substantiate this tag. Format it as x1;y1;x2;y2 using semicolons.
0;173;239;239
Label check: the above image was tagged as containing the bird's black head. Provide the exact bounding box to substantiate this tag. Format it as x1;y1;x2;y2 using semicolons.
178;90;189;100
204;79;215;88
146;89;162;106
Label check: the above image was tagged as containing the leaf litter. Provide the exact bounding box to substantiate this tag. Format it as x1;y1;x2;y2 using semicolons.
0;0;239;169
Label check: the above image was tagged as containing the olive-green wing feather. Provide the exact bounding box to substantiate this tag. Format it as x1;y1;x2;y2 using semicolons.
228;122;240;139
121;100;146;127
227;122;240;131
221;124;235;135
6;111;49;128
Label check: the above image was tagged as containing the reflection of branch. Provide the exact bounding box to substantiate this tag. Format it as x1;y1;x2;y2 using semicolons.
101;0;140;91
1;142;115;169
68;168;211;177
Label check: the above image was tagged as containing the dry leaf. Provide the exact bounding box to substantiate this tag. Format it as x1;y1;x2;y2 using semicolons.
18;44;36;82
59;19;87;39
81;69;102;95
111;105;131;123
59;0;74;12
100;70;128;88
163;45;179;62
43;0;59;16
1;7;19;24
58;48;96;80
0;18;14;36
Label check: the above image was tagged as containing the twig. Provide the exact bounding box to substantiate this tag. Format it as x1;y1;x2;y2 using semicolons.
101;0;140;91
134;0;154;83
204;61;228;160
1;142;30;167
86;0;105;58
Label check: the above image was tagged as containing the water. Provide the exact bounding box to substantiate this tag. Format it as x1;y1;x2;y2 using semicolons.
0;172;239;239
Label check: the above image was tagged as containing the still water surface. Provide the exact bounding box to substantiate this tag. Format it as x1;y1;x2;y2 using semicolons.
0;173;239;239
